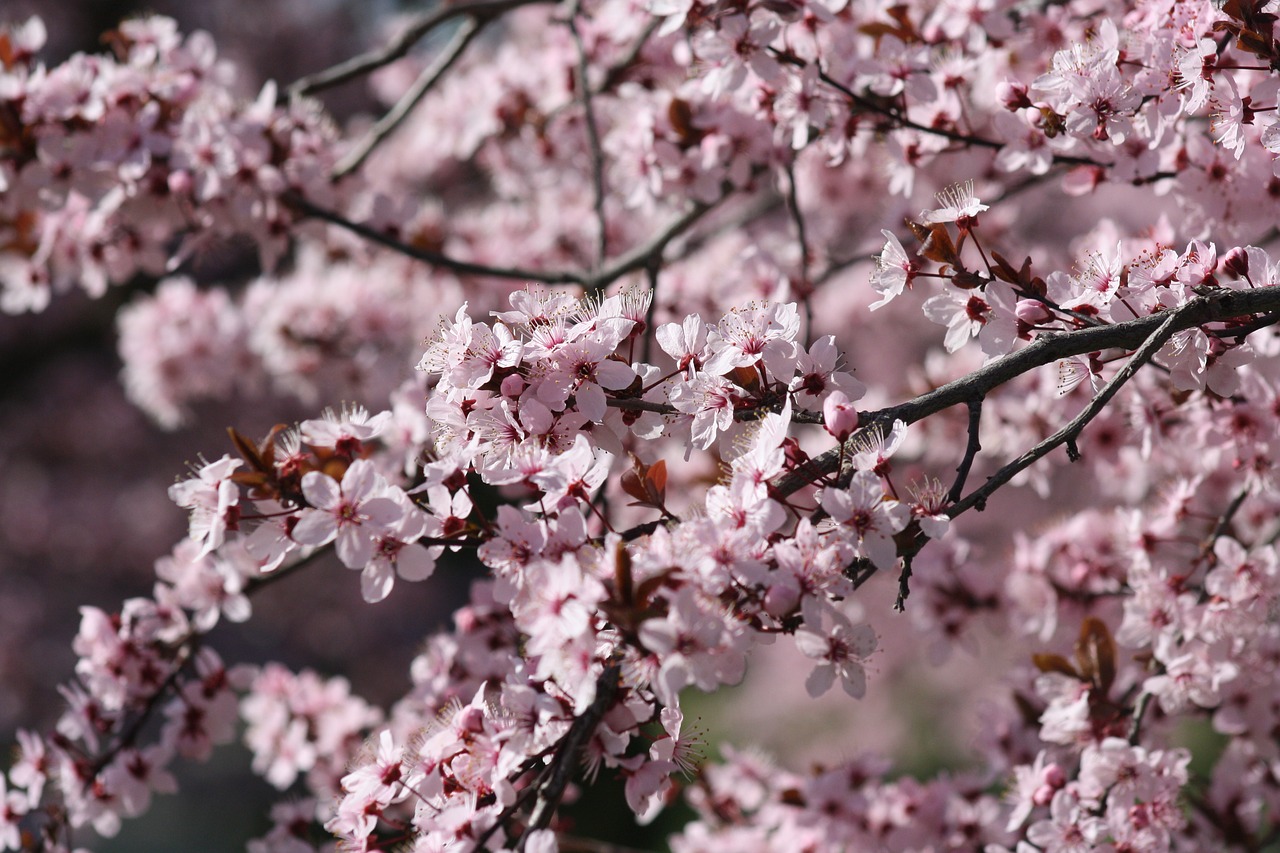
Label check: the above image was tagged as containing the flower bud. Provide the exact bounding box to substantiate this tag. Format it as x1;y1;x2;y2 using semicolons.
823;391;859;440
763;580;800;618
997;80;1033;110
168;169;193;197
1015;299;1052;325
1222;246;1249;280
500;373;525;398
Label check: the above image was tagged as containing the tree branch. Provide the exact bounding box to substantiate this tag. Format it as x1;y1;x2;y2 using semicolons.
947;307;1182;516
288;192;725;293
333;17;485;178
582;199;722;293
285;192;582;284
287;0;556;98
947;396;983;504
518;664;622;849
772;285;1280;497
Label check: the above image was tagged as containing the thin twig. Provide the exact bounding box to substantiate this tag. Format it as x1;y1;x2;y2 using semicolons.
947;396;983;504
333;18;485;178
565;0;609;269
85;546;333;782
288;191;724;293
605;396;824;423
948;309;1182;516
582;198;722;293
782;163;813;345
893;552;914;612
1128;691;1153;744
771;285;1280;498
1197;486;1250;561
596;18;661;93
642;261;661;364
287;0;554;97
285;192;581;284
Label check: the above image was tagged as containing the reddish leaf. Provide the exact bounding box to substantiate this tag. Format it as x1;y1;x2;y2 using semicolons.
227;426;267;472
919;223;961;267
646;459;667;502
1075;616;1117;694
1032;653;1079;679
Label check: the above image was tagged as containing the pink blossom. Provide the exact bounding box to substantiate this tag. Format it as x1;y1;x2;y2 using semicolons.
291;461;405;570
794;598;877;698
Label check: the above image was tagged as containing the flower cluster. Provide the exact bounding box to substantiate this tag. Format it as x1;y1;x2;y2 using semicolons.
10;2;1280;852
0;16;344;313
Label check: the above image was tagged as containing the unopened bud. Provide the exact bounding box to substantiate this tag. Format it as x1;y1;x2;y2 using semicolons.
763;581;800;619
1223;246;1249;280
1042;763;1066;788
824;391;859;440
500;374;525;397
168;169;193;196
1015;299;1052;325
997;81;1033;110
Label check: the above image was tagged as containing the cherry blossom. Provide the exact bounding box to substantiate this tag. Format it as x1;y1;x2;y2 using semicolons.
13;3;1280;852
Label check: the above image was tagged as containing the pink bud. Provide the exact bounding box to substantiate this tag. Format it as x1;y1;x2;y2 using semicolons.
823;391;859;440
168;169;194;197
1042;762;1066;788
997;81;1033;110
763;581;800;618
1223;246;1249;280
500;373;525;398
1015;299;1052;325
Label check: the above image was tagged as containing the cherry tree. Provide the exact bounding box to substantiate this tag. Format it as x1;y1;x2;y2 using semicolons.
4;0;1280;849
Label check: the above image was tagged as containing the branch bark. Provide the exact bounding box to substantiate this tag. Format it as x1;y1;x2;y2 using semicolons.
772;285;1280;497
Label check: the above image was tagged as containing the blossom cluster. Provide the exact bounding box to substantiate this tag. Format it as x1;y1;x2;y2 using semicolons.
0;15;344;313
9;2;1280;853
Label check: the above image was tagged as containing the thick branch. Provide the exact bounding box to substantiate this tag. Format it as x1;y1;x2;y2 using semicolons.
948;307;1181;515
519;664;622;848
772;285;1280;497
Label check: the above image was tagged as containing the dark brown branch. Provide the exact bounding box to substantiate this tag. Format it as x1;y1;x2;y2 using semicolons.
947;396;983;504
288;192;723;293
582;199;722;292
518;664;622;849
597;18;661;93
1198;486;1250;561
948;307;1182;516
772;285;1280;498
893;552;915;612
285;193;582;284
605;396;825;423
